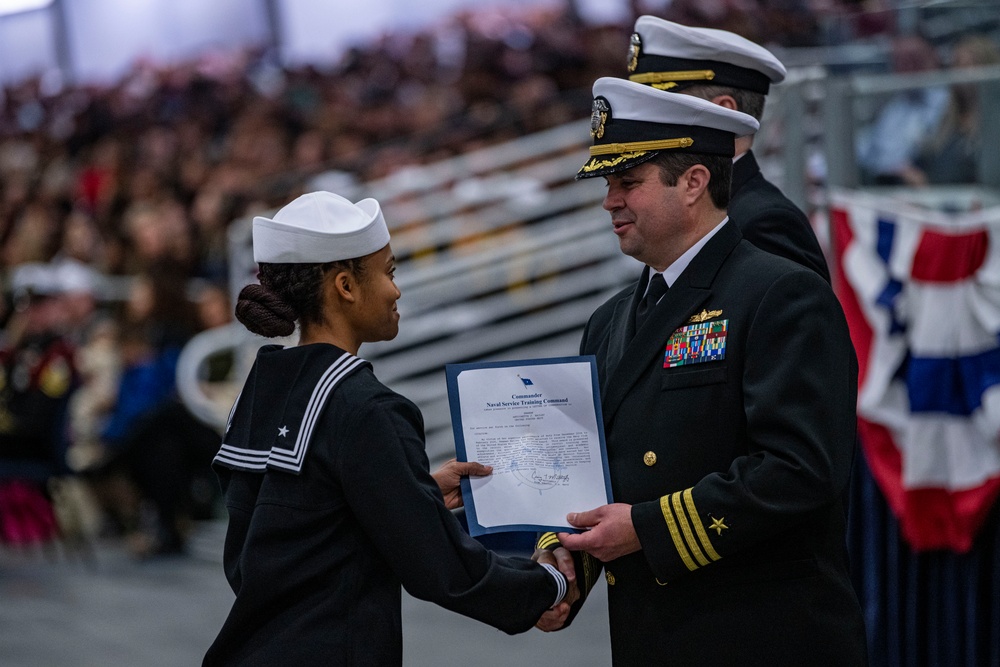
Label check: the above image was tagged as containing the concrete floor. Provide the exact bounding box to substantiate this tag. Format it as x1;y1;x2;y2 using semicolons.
0;521;611;666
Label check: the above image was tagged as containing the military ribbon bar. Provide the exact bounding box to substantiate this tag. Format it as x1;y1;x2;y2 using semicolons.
663;319;728;368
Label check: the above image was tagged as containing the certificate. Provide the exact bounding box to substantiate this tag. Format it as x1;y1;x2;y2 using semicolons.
445;356;613;536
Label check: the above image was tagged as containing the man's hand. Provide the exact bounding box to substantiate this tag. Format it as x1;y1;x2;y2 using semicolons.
533;548;579;632
532;545;576;585
431;458;492;509
557;503;641;563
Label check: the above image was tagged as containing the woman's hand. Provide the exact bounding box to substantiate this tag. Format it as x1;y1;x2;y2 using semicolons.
431;458;492;509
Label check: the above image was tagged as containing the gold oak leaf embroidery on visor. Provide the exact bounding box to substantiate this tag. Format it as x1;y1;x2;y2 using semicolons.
580;151;649;173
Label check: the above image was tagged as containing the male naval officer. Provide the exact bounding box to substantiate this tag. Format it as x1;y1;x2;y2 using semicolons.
624;15;830;282
534;78;866;665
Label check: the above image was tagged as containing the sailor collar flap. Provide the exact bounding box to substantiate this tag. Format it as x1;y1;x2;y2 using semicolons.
214;347;369;475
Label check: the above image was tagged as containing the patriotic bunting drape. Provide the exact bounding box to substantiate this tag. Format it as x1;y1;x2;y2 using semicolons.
831;190;1000;552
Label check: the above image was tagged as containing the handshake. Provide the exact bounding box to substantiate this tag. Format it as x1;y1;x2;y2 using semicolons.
433;458;642;634
433;459;580;631
532;545;579;632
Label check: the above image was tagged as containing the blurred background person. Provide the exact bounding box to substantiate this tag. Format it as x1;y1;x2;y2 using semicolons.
81;265;219;557
0;264;78;547
901;34;1000;186
855;32;950;185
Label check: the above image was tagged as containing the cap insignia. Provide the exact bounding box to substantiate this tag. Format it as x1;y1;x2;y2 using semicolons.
627;32;642;73
590;97;610;140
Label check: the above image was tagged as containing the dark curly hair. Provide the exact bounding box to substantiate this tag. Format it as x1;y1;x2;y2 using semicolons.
235;258;366;338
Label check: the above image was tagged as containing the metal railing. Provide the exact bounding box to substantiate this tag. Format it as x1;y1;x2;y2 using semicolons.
177;119;638;462
765;62;1000;207
180;59;1000;462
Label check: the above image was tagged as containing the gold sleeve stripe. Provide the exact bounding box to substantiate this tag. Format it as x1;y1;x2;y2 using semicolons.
683;489;722;562
537;532;561;550
659;495;699;572
671;492;711;568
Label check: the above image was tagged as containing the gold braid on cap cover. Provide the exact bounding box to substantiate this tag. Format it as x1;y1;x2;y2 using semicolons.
589;137;694;156
629;69;716;86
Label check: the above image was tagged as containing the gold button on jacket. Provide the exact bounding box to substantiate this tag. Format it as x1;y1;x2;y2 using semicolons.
643;451;657;466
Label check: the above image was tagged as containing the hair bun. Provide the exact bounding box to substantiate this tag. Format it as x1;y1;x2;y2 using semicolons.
235;284;297;338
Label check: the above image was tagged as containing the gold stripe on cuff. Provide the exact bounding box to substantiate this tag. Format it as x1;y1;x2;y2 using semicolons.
683;488;722;561
537;532;561;550
671;492;710;567
660;494;699;571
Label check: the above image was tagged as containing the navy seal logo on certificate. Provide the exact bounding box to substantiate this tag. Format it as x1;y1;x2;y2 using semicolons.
445;356;613;537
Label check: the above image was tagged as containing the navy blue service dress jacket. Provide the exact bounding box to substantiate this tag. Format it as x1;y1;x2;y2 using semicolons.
204;344;558;666
575;221;866;666
729;149;831;282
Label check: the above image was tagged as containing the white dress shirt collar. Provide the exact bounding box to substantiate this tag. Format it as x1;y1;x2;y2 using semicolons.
657;216;729;289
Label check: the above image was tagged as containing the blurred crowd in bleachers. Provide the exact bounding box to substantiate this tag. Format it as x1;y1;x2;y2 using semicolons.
854;31;999;186
0;0;996;558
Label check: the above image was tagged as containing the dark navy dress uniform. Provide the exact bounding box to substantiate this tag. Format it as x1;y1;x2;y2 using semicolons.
624;15;831;283
729;149;830;282
550;25;862;663
544;222;867;666
205;343;558;665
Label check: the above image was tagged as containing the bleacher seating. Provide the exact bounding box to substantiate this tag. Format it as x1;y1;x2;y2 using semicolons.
176;118;640;462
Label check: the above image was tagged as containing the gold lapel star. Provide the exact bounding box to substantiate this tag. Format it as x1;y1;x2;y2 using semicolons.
709;517;728;536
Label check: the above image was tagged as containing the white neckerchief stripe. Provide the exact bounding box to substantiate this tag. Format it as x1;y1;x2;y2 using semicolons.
213;351;365;474
267;355;365;469
214;452;268;470
213;443;270;469
217;447;269;460
270;353;360;462
217;443;270;456
272;356;347;461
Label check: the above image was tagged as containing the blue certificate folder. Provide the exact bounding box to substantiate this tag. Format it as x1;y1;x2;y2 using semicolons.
445;355;613;537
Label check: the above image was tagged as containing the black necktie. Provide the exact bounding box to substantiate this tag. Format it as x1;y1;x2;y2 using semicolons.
634;273;668;333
